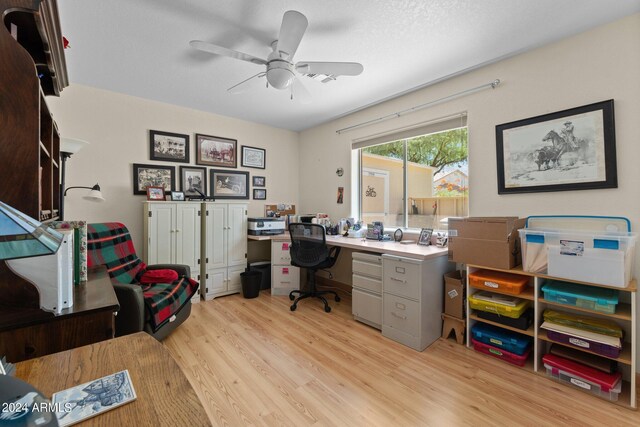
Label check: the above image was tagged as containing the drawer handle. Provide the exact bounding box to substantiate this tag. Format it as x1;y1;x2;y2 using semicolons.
281;281;291;284
391;312;407;320
390;277;407;283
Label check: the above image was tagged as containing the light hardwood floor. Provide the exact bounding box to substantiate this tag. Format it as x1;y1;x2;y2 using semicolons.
164;292;640;426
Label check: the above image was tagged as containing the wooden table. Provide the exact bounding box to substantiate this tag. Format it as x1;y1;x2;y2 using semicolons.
0;266;119;362
16;332;211;426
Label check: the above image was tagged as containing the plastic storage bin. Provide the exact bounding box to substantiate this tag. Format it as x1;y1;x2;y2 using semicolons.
471;323;532;355
545;330;621;358
468;292;530;318
476;307;534;331
541;280;619;314
543;353;622;401
471;339;530;367
519;228;637;287
469;269;529;295
543;309;623;338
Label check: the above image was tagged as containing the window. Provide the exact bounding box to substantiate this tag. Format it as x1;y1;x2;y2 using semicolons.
356;116;468;229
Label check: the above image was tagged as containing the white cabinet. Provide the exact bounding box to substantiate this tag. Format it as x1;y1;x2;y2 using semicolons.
202;202;248;299
352;252;383;329
143;202;202;303
381;254;454;351
271;239;300;295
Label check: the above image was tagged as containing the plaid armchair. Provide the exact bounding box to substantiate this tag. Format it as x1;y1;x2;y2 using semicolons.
86;222;199;340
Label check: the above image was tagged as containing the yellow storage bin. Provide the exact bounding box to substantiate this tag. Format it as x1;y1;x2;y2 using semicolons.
469;291;530;318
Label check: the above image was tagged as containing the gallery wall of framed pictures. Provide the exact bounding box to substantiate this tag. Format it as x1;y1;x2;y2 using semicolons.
135;129;269;201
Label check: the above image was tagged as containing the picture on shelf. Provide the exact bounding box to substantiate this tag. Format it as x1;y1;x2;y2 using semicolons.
241;145;266;169
253;189;267;200
133;163;175;195
180;165;207;197
146;186;165;201
149;130;189;163
196;134;237;168
52;370;137;427
252;176;265;187
171;191;185;201
417;228;432;246
210;169;249;199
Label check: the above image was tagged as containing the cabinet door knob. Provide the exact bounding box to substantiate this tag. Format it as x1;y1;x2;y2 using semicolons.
176;229;181;233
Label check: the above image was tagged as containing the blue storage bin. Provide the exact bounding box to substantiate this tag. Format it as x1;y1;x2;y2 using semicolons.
471;323;532;356
541;280;619;314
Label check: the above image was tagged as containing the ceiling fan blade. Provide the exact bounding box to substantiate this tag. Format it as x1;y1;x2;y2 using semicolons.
277;10;308;59
295;61;364;76
228;72;267;94
189;40;267;65
291;77;311;104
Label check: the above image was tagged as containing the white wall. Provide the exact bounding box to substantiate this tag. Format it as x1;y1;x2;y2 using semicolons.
47;84;299;250
299;14;640;367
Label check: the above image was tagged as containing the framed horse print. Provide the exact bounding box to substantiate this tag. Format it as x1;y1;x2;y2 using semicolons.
496;100;617;194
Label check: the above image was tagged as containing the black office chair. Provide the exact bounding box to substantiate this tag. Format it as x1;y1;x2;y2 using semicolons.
288;223;342;312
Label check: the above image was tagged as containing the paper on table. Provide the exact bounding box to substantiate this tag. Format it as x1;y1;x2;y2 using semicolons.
472;291;519;307
540;321;621;348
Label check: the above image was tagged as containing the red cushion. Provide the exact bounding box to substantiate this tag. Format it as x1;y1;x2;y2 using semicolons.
140;269;179;284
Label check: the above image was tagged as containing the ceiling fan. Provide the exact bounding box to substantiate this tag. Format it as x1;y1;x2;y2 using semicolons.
189;10;364;101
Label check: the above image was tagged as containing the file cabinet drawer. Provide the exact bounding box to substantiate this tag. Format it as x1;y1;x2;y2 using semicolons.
352;274;382;294
353;260;382;278
271;265;299;295
271;240;292;265
383;294;419;336
352;289;382;329
383;257;421;299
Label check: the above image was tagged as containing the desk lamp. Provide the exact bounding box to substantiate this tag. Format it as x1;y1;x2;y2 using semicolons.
0;200;73;315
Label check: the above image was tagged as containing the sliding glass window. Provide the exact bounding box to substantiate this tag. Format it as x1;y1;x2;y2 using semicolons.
358;117;468;229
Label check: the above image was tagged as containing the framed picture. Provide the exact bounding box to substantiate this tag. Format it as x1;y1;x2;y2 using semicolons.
418;228;433;246
171;191;185;201
180;165;207;197
146;186;165;201
133;163;175;195
149;130;189;163
210;169;249;199
337;186;344;204
241;145;266;169
196;133;237;168
252;176;265;187
253;189;267;200
496;100;617;194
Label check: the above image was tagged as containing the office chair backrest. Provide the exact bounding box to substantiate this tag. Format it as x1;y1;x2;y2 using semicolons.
288;223;330;268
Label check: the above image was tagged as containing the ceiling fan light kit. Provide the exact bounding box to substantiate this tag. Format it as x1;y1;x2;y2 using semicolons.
190;10;363;100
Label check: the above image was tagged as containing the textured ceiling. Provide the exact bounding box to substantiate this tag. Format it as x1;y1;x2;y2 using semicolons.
58;0;640;131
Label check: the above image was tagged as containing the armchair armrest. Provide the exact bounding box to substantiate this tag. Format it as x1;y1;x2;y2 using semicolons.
147;264;191;278
112;283;144;336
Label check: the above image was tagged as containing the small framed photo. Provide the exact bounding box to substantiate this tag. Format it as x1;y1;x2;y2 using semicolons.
253;189;267;200
149;130;189;163
418;228;433;246
180;165;207;197
171;191;185;201
241;145;266;169
133;163;175;195
196;133;237;168
210;169;249;199
146;186;165;201
252;176;265;187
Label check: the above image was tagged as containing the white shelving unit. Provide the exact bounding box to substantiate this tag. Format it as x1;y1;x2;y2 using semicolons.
465;265;637;410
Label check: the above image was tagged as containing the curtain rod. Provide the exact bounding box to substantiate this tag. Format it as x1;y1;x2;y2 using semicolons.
336;79;500;135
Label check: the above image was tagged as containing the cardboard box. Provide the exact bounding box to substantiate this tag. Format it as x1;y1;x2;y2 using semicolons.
448;217;526;270
444;270;465;319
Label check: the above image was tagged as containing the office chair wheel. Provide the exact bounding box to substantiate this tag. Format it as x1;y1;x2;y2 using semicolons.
290;304;297;311
324;305;331;313
335;295;341;302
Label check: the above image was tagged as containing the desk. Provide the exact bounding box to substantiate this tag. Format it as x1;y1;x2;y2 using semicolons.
16;332;211;426
0;266;119;362
249;234;449;260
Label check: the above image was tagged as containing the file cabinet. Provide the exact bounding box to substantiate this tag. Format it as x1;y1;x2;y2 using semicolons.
352;252;383;329
382;254;454;351
271;239;300;295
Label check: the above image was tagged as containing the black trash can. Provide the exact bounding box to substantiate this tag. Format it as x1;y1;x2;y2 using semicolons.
249;261;271;290
241;270;261;299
